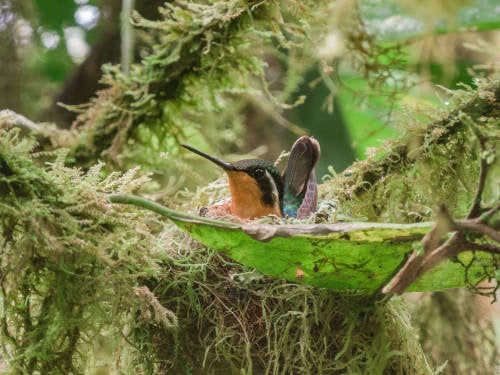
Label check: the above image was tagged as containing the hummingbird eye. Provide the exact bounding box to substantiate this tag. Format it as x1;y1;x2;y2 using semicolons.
252;167;265;179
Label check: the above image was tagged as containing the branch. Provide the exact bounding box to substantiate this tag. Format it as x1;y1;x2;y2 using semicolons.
456;220;500;243
0;109;41;132
382;205;499;295
464;242;500;254
0;109;76;149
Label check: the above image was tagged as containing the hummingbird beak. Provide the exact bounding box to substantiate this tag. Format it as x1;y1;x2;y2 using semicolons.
181;144;236;171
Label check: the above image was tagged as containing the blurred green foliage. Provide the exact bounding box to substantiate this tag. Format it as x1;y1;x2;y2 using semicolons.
361;0;500;42
32;0;101;73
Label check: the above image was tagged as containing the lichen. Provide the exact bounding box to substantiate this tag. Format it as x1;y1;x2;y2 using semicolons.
135;251;435;374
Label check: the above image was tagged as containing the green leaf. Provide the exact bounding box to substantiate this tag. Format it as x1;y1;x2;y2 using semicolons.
109;194;493;293
336;75;399;159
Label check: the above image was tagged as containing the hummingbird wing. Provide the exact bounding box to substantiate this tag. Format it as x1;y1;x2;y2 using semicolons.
296;169;318;219
283;136;320;218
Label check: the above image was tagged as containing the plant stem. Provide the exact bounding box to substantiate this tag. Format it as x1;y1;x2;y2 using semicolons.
121;0;135;75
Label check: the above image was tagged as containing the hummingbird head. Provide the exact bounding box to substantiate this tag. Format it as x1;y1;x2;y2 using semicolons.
182;144;284;219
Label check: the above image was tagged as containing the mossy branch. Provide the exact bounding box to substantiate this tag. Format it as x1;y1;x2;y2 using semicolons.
336;78;500;199
379;81;500;294
0;109;76;148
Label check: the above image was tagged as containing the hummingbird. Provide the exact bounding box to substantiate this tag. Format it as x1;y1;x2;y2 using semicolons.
182;136;320;220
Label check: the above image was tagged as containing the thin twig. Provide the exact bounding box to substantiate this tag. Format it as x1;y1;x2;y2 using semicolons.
417;234;464;276
456;220;500;243
382;205;499;295
381;248;423;294
246;94;308;137
382;233;464;295
463;242;500;254
479;203;500;225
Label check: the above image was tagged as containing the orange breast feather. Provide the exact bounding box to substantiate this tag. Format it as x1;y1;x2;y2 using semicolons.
226;171;281;219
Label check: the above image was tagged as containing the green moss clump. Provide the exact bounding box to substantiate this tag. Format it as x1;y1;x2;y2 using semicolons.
0;128;170;373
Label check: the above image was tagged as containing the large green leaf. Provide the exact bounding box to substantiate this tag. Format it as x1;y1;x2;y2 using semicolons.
110;195;494;293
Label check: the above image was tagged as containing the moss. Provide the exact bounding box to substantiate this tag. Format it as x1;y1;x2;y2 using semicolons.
135;250;434;374
69;1;322;172
0;128;166;373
